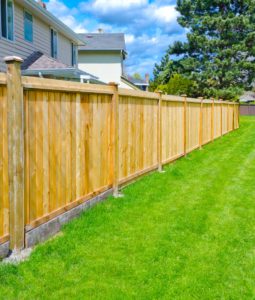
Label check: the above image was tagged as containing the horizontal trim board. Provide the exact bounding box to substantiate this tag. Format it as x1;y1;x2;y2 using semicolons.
119;88;159;100
119;164;159;186
0;235;10;245
0;73;7;84
162;153;185;165
22;76;115;94
26;185;112;231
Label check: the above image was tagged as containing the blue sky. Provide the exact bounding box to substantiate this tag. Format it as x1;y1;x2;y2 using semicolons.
44;0;186;78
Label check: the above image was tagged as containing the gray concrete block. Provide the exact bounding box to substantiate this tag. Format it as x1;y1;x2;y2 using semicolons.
0;242;10;260
25;188;113;249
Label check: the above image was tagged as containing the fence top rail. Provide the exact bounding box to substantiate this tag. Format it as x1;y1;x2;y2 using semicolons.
0;73;7;85
22;76;115;95
162;95;184;102
187;97;202;103
118;88;159;100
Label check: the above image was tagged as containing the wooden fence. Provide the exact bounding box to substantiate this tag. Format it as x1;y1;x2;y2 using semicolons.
240;105;255;116
0;58;239;252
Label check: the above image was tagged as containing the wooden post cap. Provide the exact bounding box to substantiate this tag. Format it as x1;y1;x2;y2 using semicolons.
4;56;23;63
108;82;119;87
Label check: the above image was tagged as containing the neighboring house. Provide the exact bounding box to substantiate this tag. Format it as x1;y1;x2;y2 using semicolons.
0;0;99;82
78;32;138;89
239;91;255;103
123;74;150;91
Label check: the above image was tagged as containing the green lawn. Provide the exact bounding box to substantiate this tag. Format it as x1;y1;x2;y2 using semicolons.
1;116;255;300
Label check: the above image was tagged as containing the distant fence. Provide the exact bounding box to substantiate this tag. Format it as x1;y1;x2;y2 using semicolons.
240;105;255;116
0;58;239;253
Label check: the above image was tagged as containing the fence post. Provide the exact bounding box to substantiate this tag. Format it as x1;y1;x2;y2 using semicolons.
211;98;215;141
220;99;223;137
199;97;203;149
182;95;187;156
157;91;163;172
109;82;122;198
4;56;25;252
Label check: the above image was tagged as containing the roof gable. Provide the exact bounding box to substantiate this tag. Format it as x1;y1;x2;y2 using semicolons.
78;33;126;51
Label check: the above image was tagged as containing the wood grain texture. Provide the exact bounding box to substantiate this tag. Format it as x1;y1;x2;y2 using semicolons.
118;96;158;182
202;103;212;145
0;85;9;242
162;101;184;162
24;90;112;225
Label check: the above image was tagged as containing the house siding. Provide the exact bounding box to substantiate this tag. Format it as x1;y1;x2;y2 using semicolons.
78;50;123;85
0;1;73;72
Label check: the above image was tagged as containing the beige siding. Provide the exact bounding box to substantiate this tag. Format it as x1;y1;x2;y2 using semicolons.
58;34;72;66
78;51;123;85
0;2;73;71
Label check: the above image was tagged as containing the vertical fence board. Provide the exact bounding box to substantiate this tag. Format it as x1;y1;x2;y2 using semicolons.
162;101;184;163
0;85;9;241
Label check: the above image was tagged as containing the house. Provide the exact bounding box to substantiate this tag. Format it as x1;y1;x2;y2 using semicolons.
78;32;138;89
0;0;99;83
239;91;255;103
123;74;150;91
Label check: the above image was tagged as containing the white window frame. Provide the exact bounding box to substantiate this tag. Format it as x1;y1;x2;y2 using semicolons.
71;43;77;66
24;10;33;43
51;28;58;59
0;0;14;41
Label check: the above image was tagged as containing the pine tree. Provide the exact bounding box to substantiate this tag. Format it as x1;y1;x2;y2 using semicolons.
153;0;255;100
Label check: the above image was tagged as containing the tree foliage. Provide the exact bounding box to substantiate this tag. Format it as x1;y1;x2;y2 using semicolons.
133;73;142;80
157;73;198;96
152;0;255;100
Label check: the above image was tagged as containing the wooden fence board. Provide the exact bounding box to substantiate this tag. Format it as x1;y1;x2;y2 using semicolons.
119;96;158;182
162;101;184;162
187;102;200;152
222;104;228;134
214;104;222;139
0;85;9;241
24;90;113;225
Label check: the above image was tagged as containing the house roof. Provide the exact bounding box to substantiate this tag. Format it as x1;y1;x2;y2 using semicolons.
78;33;126;52
240;91;255;102
15;0;83;45
125;75;149;86
21;51;100;81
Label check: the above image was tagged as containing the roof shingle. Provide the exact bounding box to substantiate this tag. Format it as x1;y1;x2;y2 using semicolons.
78;33;126;51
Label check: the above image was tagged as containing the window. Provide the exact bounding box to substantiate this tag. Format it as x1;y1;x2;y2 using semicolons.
24;11;33;42
51;29;57;58
71;43;77;66
0;0;14;40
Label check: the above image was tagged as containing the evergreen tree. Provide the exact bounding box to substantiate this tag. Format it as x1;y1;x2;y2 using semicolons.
153;0;255;100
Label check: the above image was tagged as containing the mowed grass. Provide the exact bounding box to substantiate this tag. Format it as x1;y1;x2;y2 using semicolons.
1;116;255;300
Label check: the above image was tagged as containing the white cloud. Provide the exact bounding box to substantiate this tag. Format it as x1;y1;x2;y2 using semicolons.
153;5;179;24
125;34;135;44
46;0;88;33
45;0;186;76
80;0;147;12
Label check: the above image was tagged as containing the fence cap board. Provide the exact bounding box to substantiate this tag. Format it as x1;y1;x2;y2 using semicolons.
0;73;7;85
22;76;115;95
119;88;159;100
162;95;184;102
187;97;202;103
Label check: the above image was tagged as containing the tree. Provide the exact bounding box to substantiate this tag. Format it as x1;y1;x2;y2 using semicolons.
155;73;198;96
153;0;255;100
133;73;142;80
